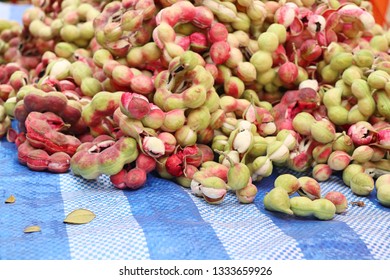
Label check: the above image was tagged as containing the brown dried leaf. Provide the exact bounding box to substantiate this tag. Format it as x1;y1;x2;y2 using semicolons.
63;208;96;224
5;194;15;204
24;225;41;233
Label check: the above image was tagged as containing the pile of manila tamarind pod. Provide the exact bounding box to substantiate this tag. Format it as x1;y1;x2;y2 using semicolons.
0;0;390;221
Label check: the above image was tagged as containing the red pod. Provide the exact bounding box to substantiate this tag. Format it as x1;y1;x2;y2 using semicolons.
210;41;231;65
6;128;18;143
300;39;322;62
324;191;348;213
48;152;71;173
278;61;299;84
120;92;151;120
272;44;287;67
208;23;228;43
193;5;214;29
197;144;215;163
136;153;157;173
298;177;321;200
15;132;27;148
26;149;50;172
288;151;312;172
130;74;155;95
165;153;184;177
125;167;147;190
157;132;177;155
175;35;191;51
17;141;35;165
189;32;208;53
347;122;375;146
110;169;127;190
183;145;203;167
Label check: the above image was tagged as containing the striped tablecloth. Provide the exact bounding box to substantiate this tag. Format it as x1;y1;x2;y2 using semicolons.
1;2;390;260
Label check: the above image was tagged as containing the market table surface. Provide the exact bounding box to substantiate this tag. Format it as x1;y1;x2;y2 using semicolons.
1;3;390;260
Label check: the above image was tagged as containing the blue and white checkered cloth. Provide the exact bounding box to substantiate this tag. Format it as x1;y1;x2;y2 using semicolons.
1;3;390;260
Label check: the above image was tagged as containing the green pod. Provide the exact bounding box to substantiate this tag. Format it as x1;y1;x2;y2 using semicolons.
182;85;207;109
0;105;5;122
236;183;258;204
351;79;371;99
203;88;220;113
79;21;95;41
60;24;81;43
330;52;353;72
231;12;251;32
267;23;287;44
335;79;352;98
375;90;390;121
250;50;273;73
174;125;197;147
161;109;186;132
367;70;390;89
236;61;257;83
347;107;367;124
257;32;279;52
98;137;139;175
370;35;388;52
292;112;315;136
266;140;289;164
312;199;336;220
310;119;336;144
248;135;268;158
211;134;229;152
357;95;376;118
276;129;297;151
50;18;64;37
3;97;16;117
332;133;355;154
353;49;375;68
322;87;343;108
385;82;390;96
323;42;345;64
243;89;272;110
54;42;77;59
76;3;93;20
290;196;314;217
376;174;390;207
227;162;251;191
180;51;201;71
80;77;103;97
93;49;113;68
327;106;349;126
47;59;72;80
163;94;186;111
274;174;299;195
342;66;362;86
350;173;375;196
252;155;273;177
70;61;93;86
321;65;339;84
342;163;365;187
186;106;211;132
263;188;293;215
201;177;227;205
256;68;277;86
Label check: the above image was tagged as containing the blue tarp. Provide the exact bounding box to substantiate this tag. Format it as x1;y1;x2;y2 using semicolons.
1;3;390;260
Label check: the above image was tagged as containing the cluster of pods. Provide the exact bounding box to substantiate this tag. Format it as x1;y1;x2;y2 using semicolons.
1;0;390;219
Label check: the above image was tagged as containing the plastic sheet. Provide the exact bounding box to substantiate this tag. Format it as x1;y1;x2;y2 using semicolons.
1;2;390;261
